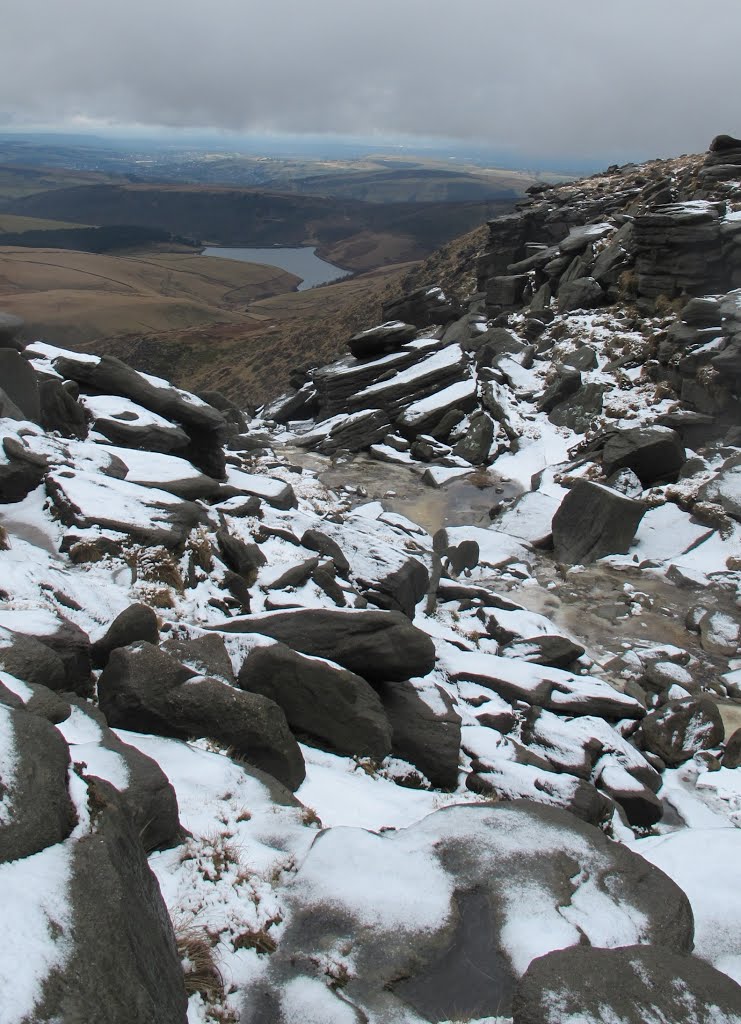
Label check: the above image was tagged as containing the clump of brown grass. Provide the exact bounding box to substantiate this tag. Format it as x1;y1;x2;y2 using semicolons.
175;923;224;1002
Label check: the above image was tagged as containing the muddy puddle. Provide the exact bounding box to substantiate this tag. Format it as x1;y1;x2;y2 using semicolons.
286;448;523;534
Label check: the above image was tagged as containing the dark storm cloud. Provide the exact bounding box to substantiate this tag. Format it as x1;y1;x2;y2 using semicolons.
3;0;740;159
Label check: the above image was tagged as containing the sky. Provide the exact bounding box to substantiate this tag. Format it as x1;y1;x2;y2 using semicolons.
2;0;741;164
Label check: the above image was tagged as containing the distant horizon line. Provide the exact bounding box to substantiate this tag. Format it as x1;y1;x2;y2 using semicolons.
0;123;674;176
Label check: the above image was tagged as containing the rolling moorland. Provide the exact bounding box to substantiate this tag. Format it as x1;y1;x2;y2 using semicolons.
0;138;530;403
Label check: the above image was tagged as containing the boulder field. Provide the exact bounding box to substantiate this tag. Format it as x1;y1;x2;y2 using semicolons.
1;137;741;1024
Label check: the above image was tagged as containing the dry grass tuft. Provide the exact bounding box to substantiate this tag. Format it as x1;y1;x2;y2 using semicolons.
175;923;225;1002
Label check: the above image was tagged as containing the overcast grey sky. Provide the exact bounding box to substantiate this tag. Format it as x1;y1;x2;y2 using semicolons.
2;0;740;161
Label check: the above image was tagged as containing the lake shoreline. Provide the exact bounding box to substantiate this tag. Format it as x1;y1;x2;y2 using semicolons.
201;244;351;291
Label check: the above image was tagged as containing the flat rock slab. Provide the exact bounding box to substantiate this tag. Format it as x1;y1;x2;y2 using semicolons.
444;649;644;719
512;944;741;1024
46;468;202;548
53;353;225;433
80;394;190;453
241;802;693;1023
211;608;436;683
347;320;419;359
98;444;222;501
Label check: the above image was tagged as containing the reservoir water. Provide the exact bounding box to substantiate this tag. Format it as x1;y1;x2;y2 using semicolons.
202;245;348;291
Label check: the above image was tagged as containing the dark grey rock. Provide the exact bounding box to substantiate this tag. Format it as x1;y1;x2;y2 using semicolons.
301;529;351;576
557;276;605;312
597;765;663;827
698;454;741;520
211;608;436;683
32;778;188;1024
724;727;741;769
382;285;460;328
512;945;741;1024
0;626;67;690
38;379;88;438
376;680;461;789
10;614;93;697
486;274;529;310
361;555;429;619
681;296;723;326
499;635;585;669
562;345;598;371
238;642;391;759
85;404;191;454
0;386;25;420
0;349;40;421
552;479;648;563
67;699;182;852
0;434;48;502
91;604;159;669
20;683;71;724
241;802;694;1023
264;382;319;425
548;381;606;431
0;312;24;349
98;642;305;790
53;353;226;433
467;763;608;824
537;366;582;413
267;557;320;592
161;632;235;685
606;466;644;497
348;321;418;359
46;469;203;549
216;526;266;584
0;706;76;863
452;411;495;465
640;697;724;766
602;426;686;485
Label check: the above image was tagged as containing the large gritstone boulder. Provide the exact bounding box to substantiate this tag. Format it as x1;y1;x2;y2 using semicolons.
602;426;686;485
382;285;460;327
0;435;47;503
0;705;77;864
28;779;188;1024
212;608;436;683
512;945;741;1024
91;604;160;669
238;642;392;760
240;802;693;1024
97;643;305;791
552;479;648;563
375;679;461;789
640;697;724;766
0;349;40;421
